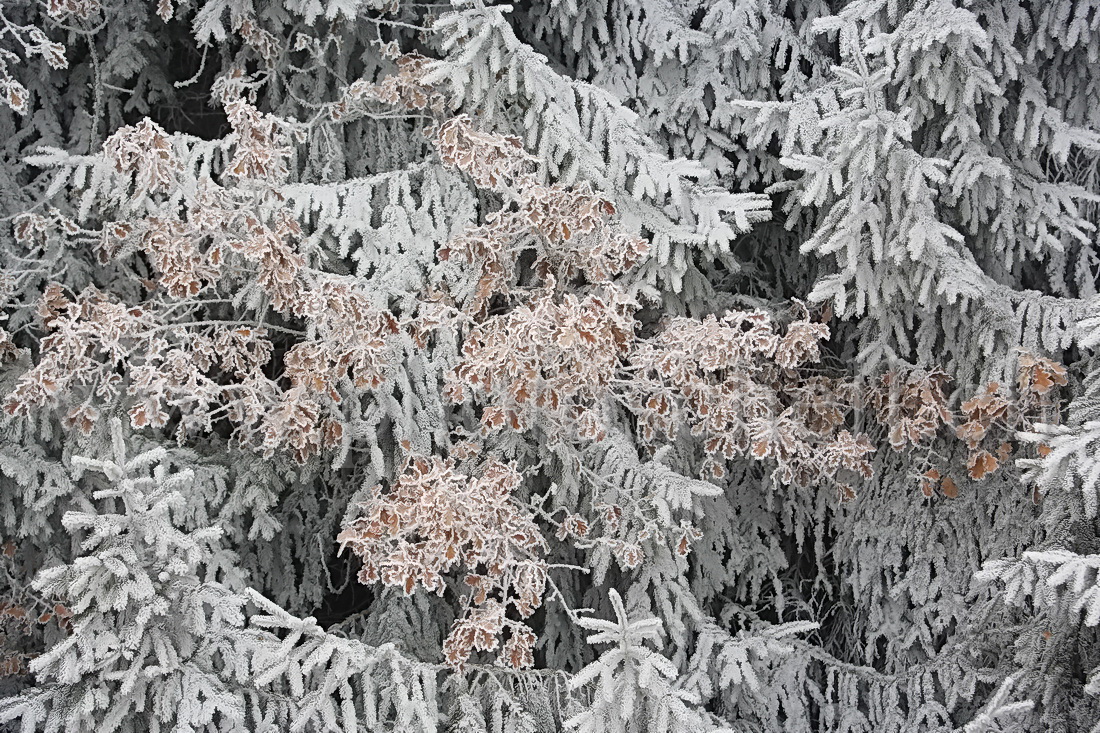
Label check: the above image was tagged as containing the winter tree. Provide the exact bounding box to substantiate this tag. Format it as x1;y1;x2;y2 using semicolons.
0;0;1097;730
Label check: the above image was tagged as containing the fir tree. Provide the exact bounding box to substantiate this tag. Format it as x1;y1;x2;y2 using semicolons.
0;1;1097;731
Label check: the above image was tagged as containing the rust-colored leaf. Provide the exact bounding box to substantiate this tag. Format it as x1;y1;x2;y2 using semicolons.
942;476;958;499
967;450;998;481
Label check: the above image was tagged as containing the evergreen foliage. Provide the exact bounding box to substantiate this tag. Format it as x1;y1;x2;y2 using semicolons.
0;0;1096;730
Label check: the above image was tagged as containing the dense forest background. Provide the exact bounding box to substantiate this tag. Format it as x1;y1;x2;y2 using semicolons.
0;0;1098;730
